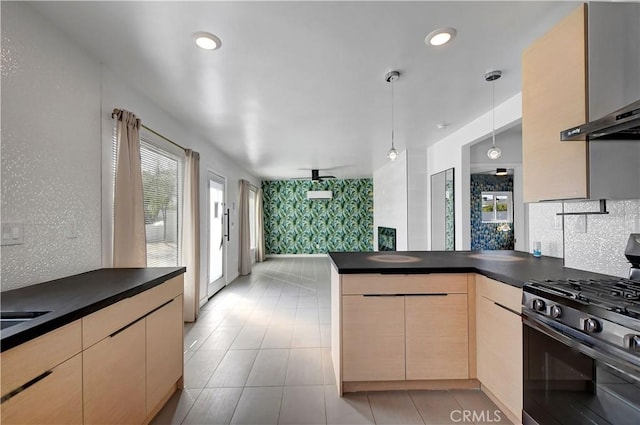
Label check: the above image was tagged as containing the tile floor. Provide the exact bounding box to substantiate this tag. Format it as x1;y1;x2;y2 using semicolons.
152;257;512;425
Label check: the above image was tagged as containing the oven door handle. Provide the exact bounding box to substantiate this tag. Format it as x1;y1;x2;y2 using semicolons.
523;310;640;378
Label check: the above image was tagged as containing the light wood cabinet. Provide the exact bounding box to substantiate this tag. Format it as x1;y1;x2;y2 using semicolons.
336;272;472;388
476;275;523;424
82;275;184;424
1;274;185;425
1;353;83;425
342;295;405;381
522;4;588;202
406;294;469;380
83;319;146;425
146;294;184;415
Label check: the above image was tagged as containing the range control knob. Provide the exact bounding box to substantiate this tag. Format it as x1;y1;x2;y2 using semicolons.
549;305;562;318
583;318;601;333
629;335;640;351
532;299;546;312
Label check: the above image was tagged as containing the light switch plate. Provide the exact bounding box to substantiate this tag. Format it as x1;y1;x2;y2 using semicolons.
1;222;24;246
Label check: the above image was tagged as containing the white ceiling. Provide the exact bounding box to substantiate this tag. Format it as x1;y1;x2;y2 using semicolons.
31;1;579;180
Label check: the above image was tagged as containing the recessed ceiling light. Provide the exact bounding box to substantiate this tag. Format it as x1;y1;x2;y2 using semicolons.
193;31;221;50
436;122;449;130
425;27;457;47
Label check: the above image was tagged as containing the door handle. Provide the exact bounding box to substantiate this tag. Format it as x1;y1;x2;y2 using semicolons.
224;209;230;241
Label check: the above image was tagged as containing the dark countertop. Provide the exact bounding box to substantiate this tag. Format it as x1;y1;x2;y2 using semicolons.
328;250;618;288
0;267;185;352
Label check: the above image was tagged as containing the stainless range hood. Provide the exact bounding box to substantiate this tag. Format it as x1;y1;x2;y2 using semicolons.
561;99;640;141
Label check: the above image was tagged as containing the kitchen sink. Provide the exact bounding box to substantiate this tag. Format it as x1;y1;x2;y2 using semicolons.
0;311;50;330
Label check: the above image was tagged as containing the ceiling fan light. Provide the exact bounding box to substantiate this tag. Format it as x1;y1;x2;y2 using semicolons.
487;146;502;160
387;147;398;161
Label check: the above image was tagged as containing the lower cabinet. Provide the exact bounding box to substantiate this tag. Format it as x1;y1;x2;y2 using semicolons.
342;295;405;381
476;275;523;424
340;273;470;384
83;319;146;425
406;294;469;380
146;295;184;415
1;353;83;425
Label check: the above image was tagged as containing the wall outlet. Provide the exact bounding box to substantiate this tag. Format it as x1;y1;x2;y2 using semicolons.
1;222;24;246
573;215;587;233
553;216;563;230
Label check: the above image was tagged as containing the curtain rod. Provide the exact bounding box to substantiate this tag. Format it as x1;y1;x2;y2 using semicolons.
112;108;186;152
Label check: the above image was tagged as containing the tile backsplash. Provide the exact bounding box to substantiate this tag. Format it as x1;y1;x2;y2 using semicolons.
528;199;640;278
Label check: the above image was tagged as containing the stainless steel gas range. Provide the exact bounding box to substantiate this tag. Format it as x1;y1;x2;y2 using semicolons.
521;235;640;425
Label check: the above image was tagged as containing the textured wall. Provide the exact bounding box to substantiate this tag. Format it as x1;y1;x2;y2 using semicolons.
1;2;102;290
527;199;640;277
563;200;640;278
470;174;514;250
262;179;373;254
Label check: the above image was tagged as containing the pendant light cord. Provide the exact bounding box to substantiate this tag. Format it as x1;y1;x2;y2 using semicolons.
391;76;395;150
491;78;496;148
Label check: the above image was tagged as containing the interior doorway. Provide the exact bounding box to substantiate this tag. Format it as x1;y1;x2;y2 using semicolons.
208;172;227;298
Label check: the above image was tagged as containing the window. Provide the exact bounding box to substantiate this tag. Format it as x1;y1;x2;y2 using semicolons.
112;130;183;267
481;191;513;223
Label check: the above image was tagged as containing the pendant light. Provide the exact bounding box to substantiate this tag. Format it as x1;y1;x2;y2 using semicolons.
485;70;502;160
385;70;400;161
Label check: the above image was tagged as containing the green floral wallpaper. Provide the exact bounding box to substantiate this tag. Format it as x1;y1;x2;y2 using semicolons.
262;179;373;254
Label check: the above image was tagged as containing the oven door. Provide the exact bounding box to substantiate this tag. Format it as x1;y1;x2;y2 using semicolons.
522;311;640;425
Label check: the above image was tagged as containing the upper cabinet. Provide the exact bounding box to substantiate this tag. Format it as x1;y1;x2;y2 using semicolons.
522;4;588;203
523;3;640;202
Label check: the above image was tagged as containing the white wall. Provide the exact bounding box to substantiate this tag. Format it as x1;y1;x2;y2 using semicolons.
1;2;102;289
373;150;408;251
427;93;522;250
1;2;260;297
407;148;429;250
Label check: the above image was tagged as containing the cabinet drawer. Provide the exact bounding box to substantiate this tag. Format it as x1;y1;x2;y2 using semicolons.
342;273;468;295
82;275;183;349
1;353;82;425
1;320;81;397
476;275;522;312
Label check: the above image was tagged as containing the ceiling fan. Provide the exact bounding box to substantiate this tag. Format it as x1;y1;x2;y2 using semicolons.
294;169;337;182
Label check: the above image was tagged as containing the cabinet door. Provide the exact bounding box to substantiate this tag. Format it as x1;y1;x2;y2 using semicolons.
1;353;82;425
405;294;469;380
146;295;183;415
83;319;146;425
522;4;588;202
342;295;405;381
477;295;522;422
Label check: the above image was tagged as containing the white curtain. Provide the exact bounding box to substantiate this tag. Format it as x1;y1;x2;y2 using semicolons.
238;179;252;275
256;188;266;262
113;109;146;267
181;149;200;322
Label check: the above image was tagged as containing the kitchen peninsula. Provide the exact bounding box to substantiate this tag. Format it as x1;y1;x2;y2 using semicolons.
328;250;616;424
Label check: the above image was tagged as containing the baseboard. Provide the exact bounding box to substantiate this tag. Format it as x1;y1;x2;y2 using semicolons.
480;384;522;425
343;379;480;393
266;254;328;258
